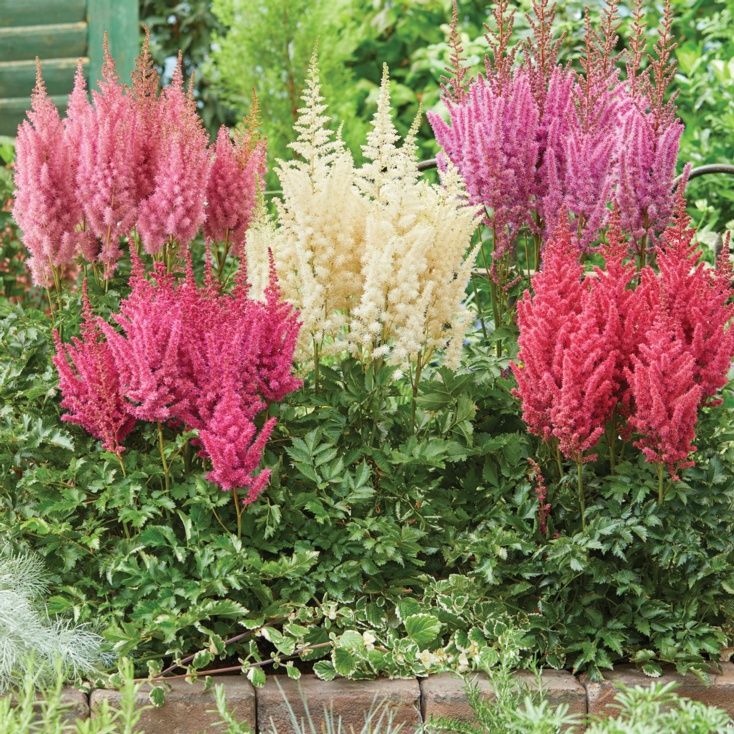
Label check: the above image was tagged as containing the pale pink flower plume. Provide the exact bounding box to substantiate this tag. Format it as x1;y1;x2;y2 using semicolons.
77;45;142;274
13;64;84;285
205;124;266;256
137;57;212;255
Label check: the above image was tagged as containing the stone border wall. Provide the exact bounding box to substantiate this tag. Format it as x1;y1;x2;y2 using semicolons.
53;664;734;733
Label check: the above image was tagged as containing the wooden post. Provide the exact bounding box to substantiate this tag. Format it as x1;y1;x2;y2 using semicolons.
87;0;139;90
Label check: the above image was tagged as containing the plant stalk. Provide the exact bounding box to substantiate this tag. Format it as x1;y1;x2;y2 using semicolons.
231;488;242;537
576;461;586;531
657;463;665;503
157;423;170;493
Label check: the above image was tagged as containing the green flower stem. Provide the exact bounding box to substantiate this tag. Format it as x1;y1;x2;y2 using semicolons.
577;461;586;531
658;463;665;503
555;445;564;482
231;488;242;537
157;423;170;493
410;352;424;432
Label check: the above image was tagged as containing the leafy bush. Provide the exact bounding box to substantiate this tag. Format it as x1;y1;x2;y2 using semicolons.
2;0;734;693
0;138;34;304
584;682;734;734
3;292;734;681
674;0;734;230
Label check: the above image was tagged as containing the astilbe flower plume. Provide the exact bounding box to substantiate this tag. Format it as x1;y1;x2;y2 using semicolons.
625;312;702;479
514;194;734;481
430;0;682;265
584;208;644;419
612;0;682;254
99;253;186;422
199;389;277;503
13;64;84;285
248;60;479;369
205;106;266;256
137;57;212;255
76;44;141;274
130;28;161;204
53;283;136;454
652;192;734;404
429;72;538;259
513;216;618;463
511;217;585;445
550;294;618;462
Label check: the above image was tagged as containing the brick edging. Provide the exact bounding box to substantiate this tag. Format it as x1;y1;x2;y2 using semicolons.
58;663;734;733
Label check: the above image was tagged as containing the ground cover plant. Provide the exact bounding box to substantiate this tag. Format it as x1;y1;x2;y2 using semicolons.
0;0;734;712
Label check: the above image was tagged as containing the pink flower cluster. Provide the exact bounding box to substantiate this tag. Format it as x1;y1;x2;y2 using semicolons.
53;253;301;503
512;198;734;479
429;1;682;260
13;41;265;286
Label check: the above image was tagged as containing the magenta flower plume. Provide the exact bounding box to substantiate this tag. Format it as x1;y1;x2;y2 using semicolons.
199;386;276;503
77;44;142;274
616;104;683;246
626;312;702;479
13;64;84;285
93;244;300;502
511;216;585;443
53;282;136;454
535;68;575;233
428;72;539;262
137;57;212;254
251;252;302;403
205;125;266;255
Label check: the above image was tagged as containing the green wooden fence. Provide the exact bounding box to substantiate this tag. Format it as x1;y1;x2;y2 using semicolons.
0;0;139;136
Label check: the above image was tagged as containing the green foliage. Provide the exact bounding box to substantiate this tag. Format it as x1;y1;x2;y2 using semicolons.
426;629;581;734
0;138;35;304
2;293;734;682
0;660;141;734
584;681;734;734
207;0;365;171
673;0;734;231
427;654;734;734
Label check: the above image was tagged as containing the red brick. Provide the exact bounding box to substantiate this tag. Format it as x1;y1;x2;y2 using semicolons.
420;670;586;732
33;688;88;724
90;676;255;734
257;675;422;733
582;663;734;720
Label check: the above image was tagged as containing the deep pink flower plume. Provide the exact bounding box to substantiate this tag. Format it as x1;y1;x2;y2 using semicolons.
511;216;585;444
53;282;136;454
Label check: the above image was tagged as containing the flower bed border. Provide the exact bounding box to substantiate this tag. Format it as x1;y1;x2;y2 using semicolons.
48;664;734;733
